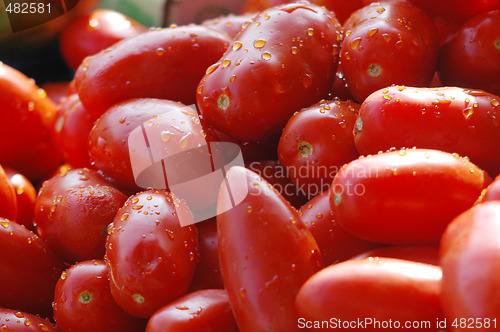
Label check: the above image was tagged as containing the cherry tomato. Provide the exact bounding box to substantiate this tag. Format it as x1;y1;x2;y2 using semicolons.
0;165;17;221
438;10;500;96
0;219;65;318
299;190;382;265
217;166;323;331
53;260;147;332
60;9;148;71
3;166;36;230
354;86;500;177
88;98;215;192
330;149;490;245
477;173;500;203
34;168;128;263
106;190;199;318
296;258;443;331
341;2;439;102
201;13;254;39
0;308;60;331
51;93;99;168
197;2;342;142
278;99;360;192
0;63;62;181
352;246;440;266
146;289;239;332
189;217;224;291
75;25;230;117
440;202;500;323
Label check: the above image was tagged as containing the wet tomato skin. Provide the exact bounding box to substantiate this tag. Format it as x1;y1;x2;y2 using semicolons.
53;260;147;332
75;25;231;117
299;190;382;265
146;289;239;332
0;308;60;331
106;190;199;318
341;2;439;102
217;166;323;331
0;219;65;318
330;149;491;245
440;202;500;322
3;166;36;230
34;168;128;264
197;2;342;142
0;164;17;221
354;86;500;177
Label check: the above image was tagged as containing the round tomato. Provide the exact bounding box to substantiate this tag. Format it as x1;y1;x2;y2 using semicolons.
53;260;147;332
3;166;36;230
0;308;60;331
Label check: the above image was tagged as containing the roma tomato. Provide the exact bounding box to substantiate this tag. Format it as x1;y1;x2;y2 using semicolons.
146;289;239;332
440;202;500;324
53;260;147;332
60;9;147;71
74;25;230;116
88;98;215;192
0;219;65;318
354;86;500;176
438;10;500;96
0;308;60;331
106;190;199;318
0;63;62;180
278;99;360;193
197;2;342;142
352;246;440;266
3;166;36;230
299;190;382;265
0;165;17;221
217;166;323;331
51;93;99;167
330;149;490;245
34;168;128;263
341;2;439;102
296;258;443;331
189;217;224;291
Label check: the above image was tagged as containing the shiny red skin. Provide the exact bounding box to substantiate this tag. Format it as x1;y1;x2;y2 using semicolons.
330;149;491;245
341;2;439;102
352;246;440;266
60;9;147;71
4;166;36;230
278;99;360;192
246;160;309;208
354;86;500;177
88;98;212;192
0;308;60;331
189;218;224;291
477;173;500;203
438;10;500;96
440;202;500;323
34;168;128;263
0;165;17;221
106;190;199;318
52;93;99;168
197;2;342;142
201;13;254;39
296;258;444;331
0;219;65;318
217;166;323;331
404;0;499;24
0;63;62;181
53;260;147;332
146;289;239;332
299;190;382;265
74;25;230;117
240;0;290;13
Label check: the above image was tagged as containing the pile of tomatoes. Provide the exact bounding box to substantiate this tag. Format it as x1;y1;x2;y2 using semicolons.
1;0;500;331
